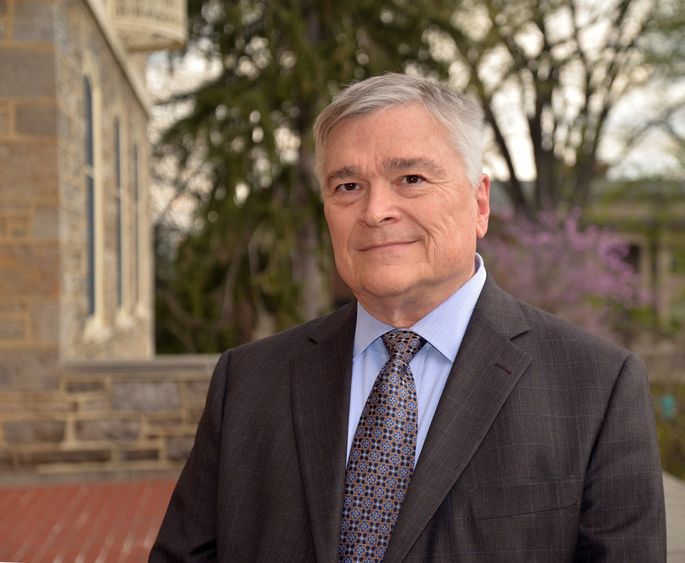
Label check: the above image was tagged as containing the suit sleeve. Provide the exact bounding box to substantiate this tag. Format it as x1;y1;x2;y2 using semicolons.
149;351;230;562
575;352;666;562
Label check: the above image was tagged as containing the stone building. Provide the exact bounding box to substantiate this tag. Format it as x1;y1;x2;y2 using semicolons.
0;0;215;478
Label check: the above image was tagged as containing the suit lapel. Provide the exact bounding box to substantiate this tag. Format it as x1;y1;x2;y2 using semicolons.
290;303;356;563
385;279;532;562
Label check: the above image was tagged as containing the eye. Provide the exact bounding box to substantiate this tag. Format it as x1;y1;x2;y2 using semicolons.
402;175;425;185
335;182;359;192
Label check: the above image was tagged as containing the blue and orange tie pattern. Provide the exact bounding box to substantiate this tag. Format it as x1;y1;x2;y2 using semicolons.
339;329;425;562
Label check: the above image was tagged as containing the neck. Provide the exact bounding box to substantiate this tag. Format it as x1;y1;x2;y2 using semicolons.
353;265;478;328
356;289;453;328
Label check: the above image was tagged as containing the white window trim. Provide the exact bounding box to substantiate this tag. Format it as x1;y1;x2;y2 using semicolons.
83;54;110;342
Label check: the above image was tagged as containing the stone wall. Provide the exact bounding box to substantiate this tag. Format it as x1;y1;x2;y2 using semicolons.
0;356;217;477
0;349;683;478
0;0;61;391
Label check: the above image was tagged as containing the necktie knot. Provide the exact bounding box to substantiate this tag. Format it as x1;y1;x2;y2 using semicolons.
381;329;425;366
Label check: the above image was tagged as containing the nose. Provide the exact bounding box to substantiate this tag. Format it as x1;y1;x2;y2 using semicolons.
360;183;400;227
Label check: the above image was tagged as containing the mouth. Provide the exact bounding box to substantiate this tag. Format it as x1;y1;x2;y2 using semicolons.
359;241;417;252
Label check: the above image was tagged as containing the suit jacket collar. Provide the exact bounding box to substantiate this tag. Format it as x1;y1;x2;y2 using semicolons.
290;302;357;563
290;278;532;562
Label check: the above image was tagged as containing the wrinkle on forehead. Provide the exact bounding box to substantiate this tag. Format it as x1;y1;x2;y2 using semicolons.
327;165;359;183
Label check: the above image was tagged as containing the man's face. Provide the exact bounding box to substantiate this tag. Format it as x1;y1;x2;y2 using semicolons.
321;103;490;320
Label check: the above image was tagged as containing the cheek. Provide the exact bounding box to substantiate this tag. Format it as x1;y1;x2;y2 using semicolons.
324;208;343;242
423;211;472;262
328;219;349;252
325;214;354;263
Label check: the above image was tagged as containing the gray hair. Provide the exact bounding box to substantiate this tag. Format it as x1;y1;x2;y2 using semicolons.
313;73;484;187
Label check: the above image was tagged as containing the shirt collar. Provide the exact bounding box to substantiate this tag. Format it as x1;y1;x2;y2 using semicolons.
354;254;487;361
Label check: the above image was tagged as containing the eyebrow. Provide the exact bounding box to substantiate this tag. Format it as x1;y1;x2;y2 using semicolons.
326;157;447;184
326;165;359;183
384;157;447;176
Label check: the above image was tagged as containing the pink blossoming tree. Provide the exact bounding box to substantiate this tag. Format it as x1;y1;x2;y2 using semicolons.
479;211;651;344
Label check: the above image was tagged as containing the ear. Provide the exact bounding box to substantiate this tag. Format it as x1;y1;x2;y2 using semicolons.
475;174;490;239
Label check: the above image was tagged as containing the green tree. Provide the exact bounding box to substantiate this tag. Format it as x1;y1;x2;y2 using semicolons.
155;0;448;352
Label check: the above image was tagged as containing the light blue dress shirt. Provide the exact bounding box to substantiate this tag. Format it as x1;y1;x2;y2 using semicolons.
346;254;487;465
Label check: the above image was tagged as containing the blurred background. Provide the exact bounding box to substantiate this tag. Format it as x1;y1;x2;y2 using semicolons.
0;0;684;560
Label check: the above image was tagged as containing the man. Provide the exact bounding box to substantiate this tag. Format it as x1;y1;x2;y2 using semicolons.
151;74;665;562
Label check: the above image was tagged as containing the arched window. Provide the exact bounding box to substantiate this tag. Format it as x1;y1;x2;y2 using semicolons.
114;117;123;308
84;77;96;316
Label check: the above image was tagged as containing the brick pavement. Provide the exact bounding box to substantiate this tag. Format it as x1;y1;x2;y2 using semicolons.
0;479;176;562
1;473;684;561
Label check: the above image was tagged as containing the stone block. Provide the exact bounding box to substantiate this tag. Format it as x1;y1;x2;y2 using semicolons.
0;144;58;198
166;436;195;461
29;301;58;345
120;448;159;462
0;301;26;313
0;318;26;340
184;380;210;404
0;50;55;97
16;103;57;136
185;407;204;426
56;108;71;143
6;217;29;237
111;381;180;411
0;394;75;413
13;0;55;43
0;447;12;469
78;398;109;412
15;448;111;465
63;380;106;393
31;205;58;239
146;415;183;429
0;350;58;390
144;416;184;439
0;202;31;219
4;420;65;444
0;244;59;296
0;1;6;15
75;419;140;441
0;102;9;135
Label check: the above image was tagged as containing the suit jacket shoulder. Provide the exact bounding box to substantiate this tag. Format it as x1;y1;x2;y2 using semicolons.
476;275;635;374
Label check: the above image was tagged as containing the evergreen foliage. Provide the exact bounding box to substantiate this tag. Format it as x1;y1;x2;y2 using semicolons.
155;0;447;352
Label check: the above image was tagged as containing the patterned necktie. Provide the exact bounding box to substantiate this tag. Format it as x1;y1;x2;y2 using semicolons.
339;329;426;563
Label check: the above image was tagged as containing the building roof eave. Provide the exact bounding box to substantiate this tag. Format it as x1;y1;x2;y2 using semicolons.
83;0;151;117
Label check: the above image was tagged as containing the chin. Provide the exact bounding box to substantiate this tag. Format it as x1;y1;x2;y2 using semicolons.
359;277;419;300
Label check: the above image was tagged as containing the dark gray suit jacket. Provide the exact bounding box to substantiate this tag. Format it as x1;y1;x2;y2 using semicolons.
151;278;666;562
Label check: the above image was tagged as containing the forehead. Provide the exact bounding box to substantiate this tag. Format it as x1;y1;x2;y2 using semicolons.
321;103;453;170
